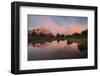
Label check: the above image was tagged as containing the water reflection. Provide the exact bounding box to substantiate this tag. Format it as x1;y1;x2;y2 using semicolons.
28;40;87;61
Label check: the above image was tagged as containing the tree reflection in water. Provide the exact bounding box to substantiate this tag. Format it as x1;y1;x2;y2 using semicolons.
28;40;87;61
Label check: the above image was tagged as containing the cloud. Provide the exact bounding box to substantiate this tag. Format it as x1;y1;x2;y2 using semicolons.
65;24;87;35
28;15;87;35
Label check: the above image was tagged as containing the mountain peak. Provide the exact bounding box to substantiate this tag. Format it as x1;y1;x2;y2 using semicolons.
28;27;53;36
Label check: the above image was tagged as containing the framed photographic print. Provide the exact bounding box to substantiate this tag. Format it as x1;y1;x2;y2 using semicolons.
11;1;98;74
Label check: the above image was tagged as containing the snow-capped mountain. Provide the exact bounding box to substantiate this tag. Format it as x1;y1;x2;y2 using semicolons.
28;27;53;36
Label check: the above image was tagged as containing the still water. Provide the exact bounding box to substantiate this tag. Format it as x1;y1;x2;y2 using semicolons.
28;40;87;61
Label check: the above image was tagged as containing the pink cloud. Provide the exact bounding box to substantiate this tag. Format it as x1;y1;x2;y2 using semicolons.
33;16;87;35
66;24;87;35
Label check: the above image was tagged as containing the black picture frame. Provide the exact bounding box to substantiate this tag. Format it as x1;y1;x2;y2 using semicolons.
11;1;98;74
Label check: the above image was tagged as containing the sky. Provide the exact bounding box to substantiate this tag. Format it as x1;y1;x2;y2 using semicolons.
28;15;88;35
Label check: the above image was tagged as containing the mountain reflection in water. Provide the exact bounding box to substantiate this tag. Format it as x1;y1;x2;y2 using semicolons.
28;40;87;61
